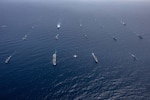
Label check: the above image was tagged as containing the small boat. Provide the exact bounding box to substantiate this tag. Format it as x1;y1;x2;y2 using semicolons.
85;34;88;39
5;56;12;64
137;34;143;39
73;54;78;58
129;52;137;60
121;21;126;26
57;24;60;29
80;24;82;27
92;52;98;63
122;22;126;26
31;26;35;29
113;37;117;41
55;34;59;40
22;34;27;40
52;51;57;66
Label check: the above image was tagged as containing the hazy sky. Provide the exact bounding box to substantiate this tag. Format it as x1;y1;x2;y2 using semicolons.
1;0;150;2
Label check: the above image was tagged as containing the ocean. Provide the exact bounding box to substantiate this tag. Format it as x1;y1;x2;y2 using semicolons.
0;1;150;99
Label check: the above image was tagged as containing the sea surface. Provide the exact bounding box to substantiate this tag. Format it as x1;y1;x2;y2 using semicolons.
0;1;150;100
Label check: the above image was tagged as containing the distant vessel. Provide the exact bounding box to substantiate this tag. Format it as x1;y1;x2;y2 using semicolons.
113;37;117;41
92;52;98;63
129;52;137;60
52;51;57;66
137;34;143;39
122;22;126;26
5;56;12;64
85;34;88;39
80;24;82;27
31;26;35;29
121;21;126;26
55;34;59;40
22;34;27;40
57;24;60;29
1;25;7;28
73;54;78;58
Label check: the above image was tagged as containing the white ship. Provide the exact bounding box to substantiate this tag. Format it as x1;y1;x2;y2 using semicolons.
52;51;57;66
55;34;59;40
22;34;27;40
5;56;12;64
129;52;137;60
92;52;98;63
57;24;60;29
73;54;78;58
80;24;82;27
121;21;126;26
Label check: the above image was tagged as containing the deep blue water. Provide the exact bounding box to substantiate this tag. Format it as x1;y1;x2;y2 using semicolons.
0;1;150;99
